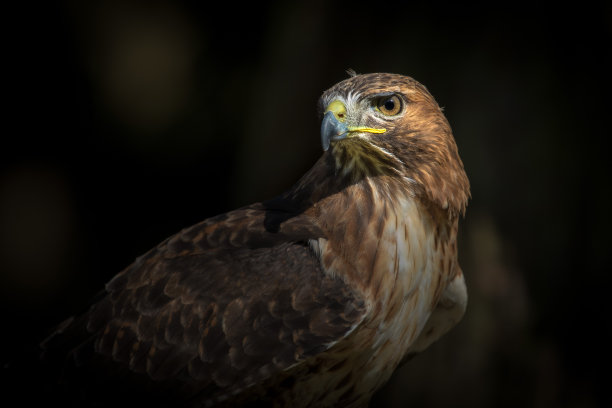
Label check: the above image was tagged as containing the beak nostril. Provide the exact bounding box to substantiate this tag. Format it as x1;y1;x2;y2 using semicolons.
325;100;347;123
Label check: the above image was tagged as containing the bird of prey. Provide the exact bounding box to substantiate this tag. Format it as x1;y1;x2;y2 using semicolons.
39;73;470;407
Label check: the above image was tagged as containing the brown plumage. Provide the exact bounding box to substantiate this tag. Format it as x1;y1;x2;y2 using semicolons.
40;73;470;407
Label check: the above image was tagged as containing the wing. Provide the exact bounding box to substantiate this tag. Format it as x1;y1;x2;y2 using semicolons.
41;202;367;406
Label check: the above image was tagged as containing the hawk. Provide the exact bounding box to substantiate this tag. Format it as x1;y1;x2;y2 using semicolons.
39;73;470;407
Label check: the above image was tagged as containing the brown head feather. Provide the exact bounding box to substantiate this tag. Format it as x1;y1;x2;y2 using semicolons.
318;73;470;218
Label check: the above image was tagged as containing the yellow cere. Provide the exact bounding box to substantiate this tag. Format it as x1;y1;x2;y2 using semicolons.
325;100;347;122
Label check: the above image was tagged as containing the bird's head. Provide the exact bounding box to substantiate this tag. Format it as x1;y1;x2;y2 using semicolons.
318;72;469;216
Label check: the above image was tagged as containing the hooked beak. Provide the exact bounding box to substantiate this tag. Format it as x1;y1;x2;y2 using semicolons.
320;110;349;151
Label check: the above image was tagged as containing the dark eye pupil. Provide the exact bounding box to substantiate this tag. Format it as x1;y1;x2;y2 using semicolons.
384;99;395;111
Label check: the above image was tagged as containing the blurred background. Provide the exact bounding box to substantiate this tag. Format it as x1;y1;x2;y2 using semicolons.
2;1;611;406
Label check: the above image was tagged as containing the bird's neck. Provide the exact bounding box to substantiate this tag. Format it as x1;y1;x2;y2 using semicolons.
308;174;456;387
311;175;427;294
303;171;459;393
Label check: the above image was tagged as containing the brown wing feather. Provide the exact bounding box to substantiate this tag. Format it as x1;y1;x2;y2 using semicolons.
41;203;366;406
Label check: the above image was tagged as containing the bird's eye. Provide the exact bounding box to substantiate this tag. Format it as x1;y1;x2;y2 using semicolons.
376;95;402;116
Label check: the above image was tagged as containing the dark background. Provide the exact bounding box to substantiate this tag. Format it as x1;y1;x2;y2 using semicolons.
2;1;611;406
